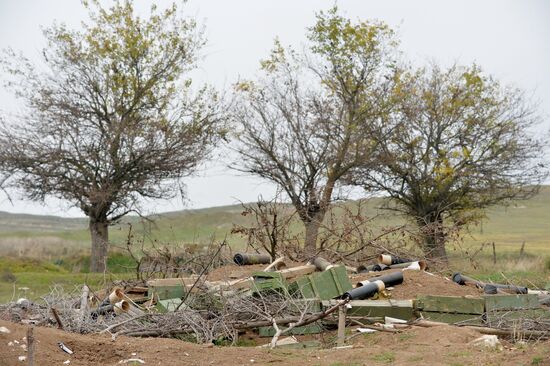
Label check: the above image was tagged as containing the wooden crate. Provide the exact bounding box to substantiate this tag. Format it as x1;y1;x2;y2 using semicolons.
293;266;352;300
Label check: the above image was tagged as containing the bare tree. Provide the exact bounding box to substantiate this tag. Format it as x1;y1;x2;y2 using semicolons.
0;1;224;271
346;63;548;261
231;8;397;255
231;192;298;261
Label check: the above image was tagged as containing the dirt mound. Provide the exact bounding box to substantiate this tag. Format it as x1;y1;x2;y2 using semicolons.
351;269;482;299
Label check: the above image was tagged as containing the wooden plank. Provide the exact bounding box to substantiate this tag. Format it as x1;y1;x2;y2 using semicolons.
484;294;540;311
277;265;316;280
337;305;346;347
207;277;254;291
416;295;485;315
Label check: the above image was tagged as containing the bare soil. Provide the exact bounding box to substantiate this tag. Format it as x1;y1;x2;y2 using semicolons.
1;319;549;366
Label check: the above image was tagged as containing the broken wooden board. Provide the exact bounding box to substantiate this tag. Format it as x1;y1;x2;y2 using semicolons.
323;299;415;321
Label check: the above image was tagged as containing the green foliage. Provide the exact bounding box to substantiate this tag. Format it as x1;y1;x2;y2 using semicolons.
308;7;395;85
348;61;547;259
1;0;225;271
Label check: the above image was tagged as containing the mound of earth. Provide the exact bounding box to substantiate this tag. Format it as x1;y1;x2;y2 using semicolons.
351;269;482;299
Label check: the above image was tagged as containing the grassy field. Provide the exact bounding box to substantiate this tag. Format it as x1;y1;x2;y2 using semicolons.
1;187;548;255
0;186;549;302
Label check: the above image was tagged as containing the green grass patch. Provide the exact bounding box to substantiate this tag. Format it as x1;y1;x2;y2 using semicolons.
0;271;135;303
0;257;65;273
372;351;396;363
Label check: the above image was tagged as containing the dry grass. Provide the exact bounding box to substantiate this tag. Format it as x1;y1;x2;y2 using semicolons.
0;236;86;259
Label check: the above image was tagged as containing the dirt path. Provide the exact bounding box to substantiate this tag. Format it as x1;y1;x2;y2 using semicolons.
1;320;549;366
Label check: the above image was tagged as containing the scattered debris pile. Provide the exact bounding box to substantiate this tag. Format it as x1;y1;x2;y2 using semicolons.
1;252;549;352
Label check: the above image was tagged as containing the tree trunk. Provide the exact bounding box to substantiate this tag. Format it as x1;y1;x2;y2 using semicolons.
303;213;324;258
418;213;448;263
89;219;109;272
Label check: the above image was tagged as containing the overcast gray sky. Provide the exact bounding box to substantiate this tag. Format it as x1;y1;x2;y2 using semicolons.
0;0;549;217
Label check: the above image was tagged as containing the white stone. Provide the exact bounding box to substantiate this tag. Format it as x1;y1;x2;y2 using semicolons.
119;359;145;364
469;335;503;350
0;326;10;334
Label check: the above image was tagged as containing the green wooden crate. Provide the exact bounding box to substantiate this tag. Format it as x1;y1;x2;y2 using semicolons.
286;298;322;314
416;295;485;314
322;299;416;321
484;294;539;311
484;294;549;324
156;298;189;313
294;266;352;300
148;284;185;301
252;271;288;294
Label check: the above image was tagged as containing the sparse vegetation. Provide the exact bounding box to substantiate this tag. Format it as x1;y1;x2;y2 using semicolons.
372;351;396;363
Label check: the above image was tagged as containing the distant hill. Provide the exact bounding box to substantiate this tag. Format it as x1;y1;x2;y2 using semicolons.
0;186;548;256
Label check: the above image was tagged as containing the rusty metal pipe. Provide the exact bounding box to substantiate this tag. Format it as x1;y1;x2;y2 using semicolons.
233;253;272;266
